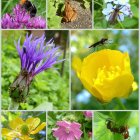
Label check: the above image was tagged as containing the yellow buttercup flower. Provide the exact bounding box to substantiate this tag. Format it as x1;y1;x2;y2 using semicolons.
2;117;46;140
72;49;135;102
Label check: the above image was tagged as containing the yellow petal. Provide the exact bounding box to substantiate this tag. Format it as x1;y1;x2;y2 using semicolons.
80;76;103;101
19;135;33;140
5;137;13;140
9;117;24;130
94;73;134;102
2;128;11;135
72;56;82;77
132;81;138;91
30;122;46;134
26;117;40;131
2;128;21;139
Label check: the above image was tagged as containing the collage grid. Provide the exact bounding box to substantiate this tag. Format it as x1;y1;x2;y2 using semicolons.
0;0;140;140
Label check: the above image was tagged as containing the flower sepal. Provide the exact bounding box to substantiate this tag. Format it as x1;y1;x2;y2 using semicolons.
9;69;32;103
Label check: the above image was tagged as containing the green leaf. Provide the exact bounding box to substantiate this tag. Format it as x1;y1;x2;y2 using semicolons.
34;102;53;110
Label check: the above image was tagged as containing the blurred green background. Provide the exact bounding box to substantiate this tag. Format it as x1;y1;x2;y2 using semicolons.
71;30;138;110
47;111;92;140
2;111;46;140
2;0;46;18
94;0;138;29
94;111;139;140
2;30;69;110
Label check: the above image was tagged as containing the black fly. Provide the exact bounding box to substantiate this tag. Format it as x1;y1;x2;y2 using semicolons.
89;38;108;49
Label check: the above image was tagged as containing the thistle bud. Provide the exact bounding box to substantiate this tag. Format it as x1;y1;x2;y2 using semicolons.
9;69;31;103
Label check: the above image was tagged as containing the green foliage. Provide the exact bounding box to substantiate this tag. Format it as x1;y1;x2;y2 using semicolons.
94;0;138;29
71;30;138;110
2;111;46;140
2;0;46;18
48;111;92;140
83;0;91;9
48;0;64;29
2;30;69;110
94;111;139;140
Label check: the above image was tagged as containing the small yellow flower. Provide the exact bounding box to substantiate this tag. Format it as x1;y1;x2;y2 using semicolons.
72;49;135;102
2;117;46;140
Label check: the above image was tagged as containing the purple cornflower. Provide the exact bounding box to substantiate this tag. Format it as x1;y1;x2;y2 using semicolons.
2;4;46;29
9;34;62;103
83;111;92;118
53;121;83;140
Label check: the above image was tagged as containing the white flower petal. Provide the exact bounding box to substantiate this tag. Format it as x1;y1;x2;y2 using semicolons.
120;5;132;16
106;3;114;11
102;3;114;15
114;0;129;5
102;9;110;15
117;13;124;21
106;14;111;21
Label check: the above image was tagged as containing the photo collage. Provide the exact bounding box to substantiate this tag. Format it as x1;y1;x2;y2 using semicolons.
0;0;139;140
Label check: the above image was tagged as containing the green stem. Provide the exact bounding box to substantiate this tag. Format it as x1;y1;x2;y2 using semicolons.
115;98;126;110
94;1;103;8
118;20;124;29
8;99;19;110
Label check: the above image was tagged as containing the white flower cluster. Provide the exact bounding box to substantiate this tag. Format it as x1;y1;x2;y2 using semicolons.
102;0;132;24
105;0;129;5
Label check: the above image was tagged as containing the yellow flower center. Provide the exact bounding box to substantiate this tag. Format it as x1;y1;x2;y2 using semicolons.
21;124;29;135
93;66;121;85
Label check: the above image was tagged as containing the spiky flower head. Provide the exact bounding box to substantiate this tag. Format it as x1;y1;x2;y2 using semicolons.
2;4;46;29
10;34;63;103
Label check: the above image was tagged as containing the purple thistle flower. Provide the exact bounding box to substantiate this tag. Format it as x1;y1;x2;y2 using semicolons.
53;121;83;140
16;34;62;77
1;14;17;29
9;34;63;103
26;16;46;29
2;4;46;29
